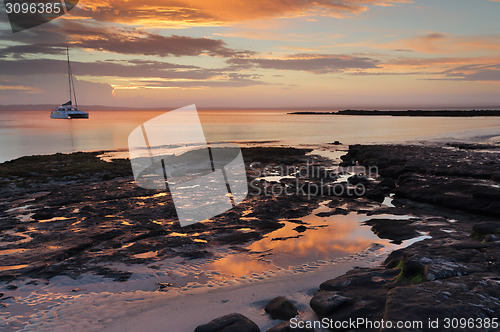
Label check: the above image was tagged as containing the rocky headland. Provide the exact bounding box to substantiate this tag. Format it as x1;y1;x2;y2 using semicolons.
1;143;500;331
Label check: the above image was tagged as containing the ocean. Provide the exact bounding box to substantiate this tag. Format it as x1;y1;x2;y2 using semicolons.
1;109;500;162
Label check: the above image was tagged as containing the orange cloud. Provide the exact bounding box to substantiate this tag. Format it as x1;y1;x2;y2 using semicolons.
74;0;413;27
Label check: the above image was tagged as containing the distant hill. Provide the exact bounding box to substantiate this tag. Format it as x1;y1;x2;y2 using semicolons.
290;110;500;117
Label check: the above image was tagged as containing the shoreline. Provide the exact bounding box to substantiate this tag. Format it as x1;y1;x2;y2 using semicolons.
1;143;500;331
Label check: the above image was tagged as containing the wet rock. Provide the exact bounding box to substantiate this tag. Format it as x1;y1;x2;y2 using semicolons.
157;282;173;291
472;222;500;237
309;291;351;316
424;260;468;281
315;211;336;217
293;225;307;233
194;313;260;332
181;250;213;260
383;275;500;330
378;177;396;189
363;218;420;244
320;268;397;291
384;249;404;269
485;234;500;242
1;148;326;281
334;207;350;215
365;188;385;203
266;321;314;332
347;174;368;185
0;275;16;283
343;144;500;217
265;296;298;320
287;219;307;225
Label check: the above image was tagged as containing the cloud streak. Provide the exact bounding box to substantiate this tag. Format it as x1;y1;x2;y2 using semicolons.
228;53;378;74
74;0;413;27
0;22;253;58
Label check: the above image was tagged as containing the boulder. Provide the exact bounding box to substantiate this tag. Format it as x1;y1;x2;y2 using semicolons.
194;313;260;332
265;296;298;320
309;291;351;316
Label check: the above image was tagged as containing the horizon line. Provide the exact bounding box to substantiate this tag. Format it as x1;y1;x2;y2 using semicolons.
1;104;500;111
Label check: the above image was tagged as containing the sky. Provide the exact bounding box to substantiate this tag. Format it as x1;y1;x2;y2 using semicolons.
0;0;499;108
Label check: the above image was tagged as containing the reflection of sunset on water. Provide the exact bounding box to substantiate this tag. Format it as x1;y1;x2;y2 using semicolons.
205;255;273;278
204;204;409;278
250;213;383;256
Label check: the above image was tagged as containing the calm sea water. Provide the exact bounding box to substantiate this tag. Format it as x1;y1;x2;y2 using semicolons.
1;109;500;162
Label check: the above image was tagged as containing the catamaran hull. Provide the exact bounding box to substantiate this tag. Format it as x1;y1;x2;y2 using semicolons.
50;111;89;119
68;113;89;119
50;113;69;119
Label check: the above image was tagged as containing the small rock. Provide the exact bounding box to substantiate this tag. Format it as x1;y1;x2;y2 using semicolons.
334;208;349;215
347;174;368;185
310;291;351;316
265;296;298;320
5;285;17;291
293;226;307;233
194;313;260;332
157;282;173;290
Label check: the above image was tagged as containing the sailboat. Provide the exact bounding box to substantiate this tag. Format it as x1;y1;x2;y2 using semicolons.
50;47;89;119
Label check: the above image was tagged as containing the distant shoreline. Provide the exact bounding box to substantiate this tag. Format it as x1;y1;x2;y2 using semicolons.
289;110;500;117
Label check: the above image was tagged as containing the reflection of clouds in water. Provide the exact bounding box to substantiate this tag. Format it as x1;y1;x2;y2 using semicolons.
206;255;272;278
203;204;409;278
248;212;386;258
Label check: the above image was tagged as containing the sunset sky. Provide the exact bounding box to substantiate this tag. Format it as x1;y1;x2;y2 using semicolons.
0;0;499;108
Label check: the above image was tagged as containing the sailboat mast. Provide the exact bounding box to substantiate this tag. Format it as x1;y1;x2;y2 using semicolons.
66;47;78;108
67;46;72;105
